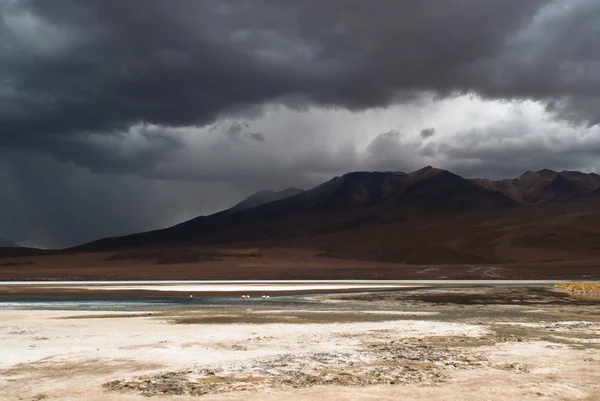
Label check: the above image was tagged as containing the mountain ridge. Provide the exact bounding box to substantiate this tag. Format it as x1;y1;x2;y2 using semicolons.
70;167;532;252
224;187;305;215
7;166;599;255
473;169;600;203
4;166;600;277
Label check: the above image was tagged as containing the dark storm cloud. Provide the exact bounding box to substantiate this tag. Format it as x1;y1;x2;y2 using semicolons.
3;0;598;171
245;133;266;143
222;121;265;143
3;0;600;247
45;125;185;175
225;122;250;141
420;128;436;139
434;120;600;179
0;149;251;248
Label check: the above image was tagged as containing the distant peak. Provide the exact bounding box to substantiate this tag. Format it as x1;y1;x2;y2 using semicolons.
252;189;276;196
560;170;600;176
226;187;304;214
410;166;445;181
411;165;434;174
248;187;303;197
519;169;557;178
343;170;376;177
340;170;407;180
279;187;304;196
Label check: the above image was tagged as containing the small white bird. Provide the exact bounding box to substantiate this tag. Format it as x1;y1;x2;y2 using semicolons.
189;295;193;298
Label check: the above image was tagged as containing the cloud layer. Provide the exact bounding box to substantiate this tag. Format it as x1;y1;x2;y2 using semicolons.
2;0;600;246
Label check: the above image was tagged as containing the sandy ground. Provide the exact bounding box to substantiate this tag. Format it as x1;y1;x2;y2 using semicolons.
1;287;599;400
3;246;600;281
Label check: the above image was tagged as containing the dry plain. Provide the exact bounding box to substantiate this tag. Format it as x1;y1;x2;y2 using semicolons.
0;285;599;400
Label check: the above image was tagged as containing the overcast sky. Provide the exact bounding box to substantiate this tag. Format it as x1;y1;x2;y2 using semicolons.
2;0;600;248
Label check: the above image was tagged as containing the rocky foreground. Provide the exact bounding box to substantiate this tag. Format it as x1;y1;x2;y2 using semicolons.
104;333;531;397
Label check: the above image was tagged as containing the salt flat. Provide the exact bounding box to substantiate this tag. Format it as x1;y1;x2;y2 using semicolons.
0;285;599;400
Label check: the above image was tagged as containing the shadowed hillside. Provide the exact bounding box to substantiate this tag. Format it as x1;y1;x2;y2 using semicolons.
71;167;517;252
3;166;600;280
473;169;600;203
224;187;304;215
68;167;600;258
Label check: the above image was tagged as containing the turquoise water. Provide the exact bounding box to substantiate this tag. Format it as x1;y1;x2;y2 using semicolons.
0;293;322;311
0;280;562;311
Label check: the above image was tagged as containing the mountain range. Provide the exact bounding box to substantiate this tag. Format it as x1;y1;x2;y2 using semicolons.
73;166;600;255
473;169;600;203
72;167;518;252
3;166;600;280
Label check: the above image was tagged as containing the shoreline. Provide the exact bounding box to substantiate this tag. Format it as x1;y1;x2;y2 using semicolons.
0;280;565;305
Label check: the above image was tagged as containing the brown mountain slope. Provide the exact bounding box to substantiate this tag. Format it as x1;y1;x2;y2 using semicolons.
474;169;600;203
71;168;516;252
3;197;600;280
67;167;600;269
2;167;600;281
224;187;304;215
311;200;600;264
558;170;600;191
401;168;517;211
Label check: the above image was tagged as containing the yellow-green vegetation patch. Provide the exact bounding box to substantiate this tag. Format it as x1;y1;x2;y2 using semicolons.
555;282;600;293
